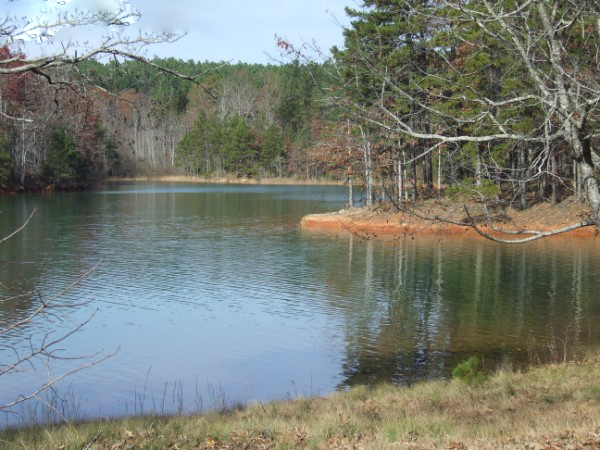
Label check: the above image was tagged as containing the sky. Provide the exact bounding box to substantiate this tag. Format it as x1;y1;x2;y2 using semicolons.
3;0;358;64
132;0;356;63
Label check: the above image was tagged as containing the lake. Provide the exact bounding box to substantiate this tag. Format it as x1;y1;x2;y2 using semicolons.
1;182;599;425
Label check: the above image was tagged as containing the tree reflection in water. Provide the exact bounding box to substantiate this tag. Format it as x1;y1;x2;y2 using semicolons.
332;235;600;388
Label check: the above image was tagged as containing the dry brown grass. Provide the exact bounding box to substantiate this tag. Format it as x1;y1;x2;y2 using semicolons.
107;175;343;186
3;358;600;449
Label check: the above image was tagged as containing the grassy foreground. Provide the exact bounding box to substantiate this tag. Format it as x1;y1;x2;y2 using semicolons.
2;360;600;449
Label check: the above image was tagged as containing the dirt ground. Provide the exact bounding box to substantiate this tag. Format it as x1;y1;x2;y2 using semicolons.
301;197;599;241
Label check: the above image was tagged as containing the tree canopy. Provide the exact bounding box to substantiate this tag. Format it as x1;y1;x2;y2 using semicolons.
331;0;600;239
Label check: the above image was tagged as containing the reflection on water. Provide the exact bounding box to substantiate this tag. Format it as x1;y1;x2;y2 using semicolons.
331;235;600;387
0;182;599;425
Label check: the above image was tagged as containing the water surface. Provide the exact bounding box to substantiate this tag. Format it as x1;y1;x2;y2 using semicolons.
0;182;599;425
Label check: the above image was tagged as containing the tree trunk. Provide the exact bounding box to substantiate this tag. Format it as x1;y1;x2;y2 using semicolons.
347;120;353;207
363;140;373;207
397;151;403;203
579;158;600;227
423;148;433;192
552;153;559;205
403;151;408;201
538;151;546;199
20;119;26;186
475;145;483;187
537;2;599;227
519;144;527;209
348;174;353;207
412;148;418;202
579;132;600;227
438;146;442;197
574;159;580;200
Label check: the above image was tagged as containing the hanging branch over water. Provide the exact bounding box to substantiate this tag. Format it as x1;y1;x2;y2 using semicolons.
0;211;115;415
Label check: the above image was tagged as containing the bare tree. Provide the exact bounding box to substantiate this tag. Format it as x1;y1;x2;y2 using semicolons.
0;0;210;106
2;1;159;74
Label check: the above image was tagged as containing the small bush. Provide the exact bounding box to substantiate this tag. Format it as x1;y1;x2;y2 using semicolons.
0;132;14;185
452;356;485;384
446;178;500;201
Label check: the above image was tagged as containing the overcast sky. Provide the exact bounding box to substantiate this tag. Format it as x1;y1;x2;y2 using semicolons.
4;0;357;64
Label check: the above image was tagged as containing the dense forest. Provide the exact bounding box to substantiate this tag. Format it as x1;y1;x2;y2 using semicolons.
0;51;335;189
327;0;600;227
1;0;600;226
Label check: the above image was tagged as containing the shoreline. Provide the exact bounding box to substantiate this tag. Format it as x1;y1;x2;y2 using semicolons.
3;358;600;449
107;175;344;186
0;175;342;195
301;199;599;241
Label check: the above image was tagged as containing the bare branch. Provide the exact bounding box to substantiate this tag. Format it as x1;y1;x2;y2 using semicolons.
463;205;593;244
0;258;104;336
0;348;119;412
0;209;36;245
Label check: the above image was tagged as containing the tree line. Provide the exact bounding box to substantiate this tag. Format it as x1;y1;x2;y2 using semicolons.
172;60;330;177
0;45;113;191
0;52;335;189
323;0;600;234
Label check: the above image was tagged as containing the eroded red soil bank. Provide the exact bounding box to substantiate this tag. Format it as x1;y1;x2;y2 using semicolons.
301;200;599;241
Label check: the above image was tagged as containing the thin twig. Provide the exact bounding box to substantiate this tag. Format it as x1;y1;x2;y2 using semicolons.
0;209;36;245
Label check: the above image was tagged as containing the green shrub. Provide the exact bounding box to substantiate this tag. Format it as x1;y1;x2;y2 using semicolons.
0;132;14;185
44;127;91;183
446;178;500;201
452;356;485;384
